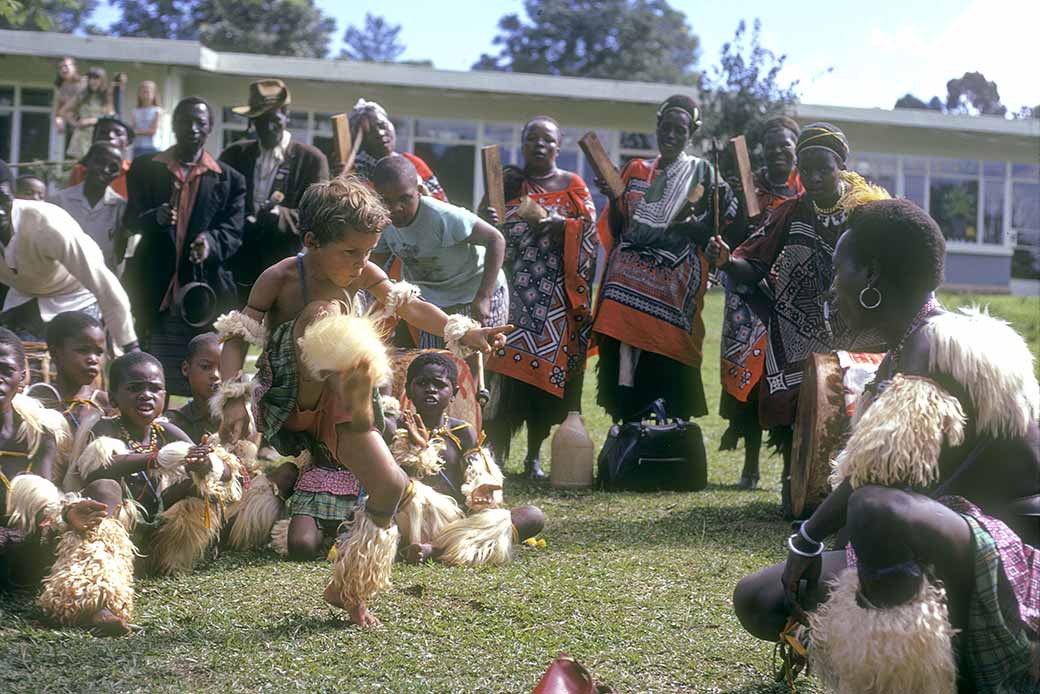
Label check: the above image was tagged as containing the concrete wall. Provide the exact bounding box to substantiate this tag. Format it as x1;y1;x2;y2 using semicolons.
944;248;1013;291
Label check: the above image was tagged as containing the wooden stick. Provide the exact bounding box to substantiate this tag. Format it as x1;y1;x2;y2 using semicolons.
475;352;489;407
330;113;365;175
578;132;624;199
481;145;506;225
728;135;761;219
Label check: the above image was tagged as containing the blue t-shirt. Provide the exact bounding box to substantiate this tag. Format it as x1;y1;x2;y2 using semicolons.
375;196;505;307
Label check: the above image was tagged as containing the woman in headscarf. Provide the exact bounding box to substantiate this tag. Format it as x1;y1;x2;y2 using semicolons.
481;116;599;479
719;116;804;490
593;94;737;423
345;99;447;202
708;122;885;514
731;199;1039;694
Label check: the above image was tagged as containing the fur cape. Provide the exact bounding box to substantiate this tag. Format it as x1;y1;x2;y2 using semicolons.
809;568;956;694
432;508;515;567
11;393;70;462
394;479;465;546
327;510;399;606
38;516;137;626
296;312;391;388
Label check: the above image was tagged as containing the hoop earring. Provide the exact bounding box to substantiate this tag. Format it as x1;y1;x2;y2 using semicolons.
859;286;882;310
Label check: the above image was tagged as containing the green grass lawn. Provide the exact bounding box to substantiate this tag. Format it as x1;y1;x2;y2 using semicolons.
1;291;1036;693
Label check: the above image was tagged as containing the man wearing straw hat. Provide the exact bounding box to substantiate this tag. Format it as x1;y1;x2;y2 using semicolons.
220;79;329;306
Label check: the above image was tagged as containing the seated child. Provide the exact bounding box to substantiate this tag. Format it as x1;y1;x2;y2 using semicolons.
165;333;222;444
214;176;509;627
0;328;132;635
388;351;546;566
45;310;112;428
370;155;508;349
63;352;242;578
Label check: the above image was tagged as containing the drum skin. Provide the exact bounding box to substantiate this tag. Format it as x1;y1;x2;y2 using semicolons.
790;353;848;518
390;349;481;432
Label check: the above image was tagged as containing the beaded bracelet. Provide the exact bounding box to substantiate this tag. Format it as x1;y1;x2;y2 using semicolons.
787;533;824;558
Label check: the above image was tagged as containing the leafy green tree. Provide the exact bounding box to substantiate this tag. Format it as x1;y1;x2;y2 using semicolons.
700;19;799;162
945;71;1007;116
340;12;405;62
0;0;99;32
473;0;700;85
894;93;943;111
110;0;336;58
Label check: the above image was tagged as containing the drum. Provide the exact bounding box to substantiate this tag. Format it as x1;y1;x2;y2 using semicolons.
390;349;481;432
789;353;848;519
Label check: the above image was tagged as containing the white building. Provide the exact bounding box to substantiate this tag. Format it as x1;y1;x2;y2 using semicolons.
2;30;1038;293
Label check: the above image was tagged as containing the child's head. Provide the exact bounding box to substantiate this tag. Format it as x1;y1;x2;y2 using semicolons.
181;333;221;403
137;80;159;108
0;328;25;411
108;352;165;428
85;66;107;95
372;155;420;228
299;177;391;288
46;311;105;388
15;175;46;201
405;352;458;419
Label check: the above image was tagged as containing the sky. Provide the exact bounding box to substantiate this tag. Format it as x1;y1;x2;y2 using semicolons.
94;0;1038;112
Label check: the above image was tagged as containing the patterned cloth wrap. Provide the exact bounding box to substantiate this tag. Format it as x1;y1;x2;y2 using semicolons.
256;318;384;523
845;496;1038;691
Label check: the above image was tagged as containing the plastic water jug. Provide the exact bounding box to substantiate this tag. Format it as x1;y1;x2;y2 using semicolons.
551;411;594;488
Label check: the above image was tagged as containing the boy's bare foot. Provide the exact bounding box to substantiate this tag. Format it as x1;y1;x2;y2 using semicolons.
323;582;380;628
403;543;434;564
85;608;130;636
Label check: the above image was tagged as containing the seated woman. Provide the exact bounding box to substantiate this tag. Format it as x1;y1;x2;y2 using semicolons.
64;352;242;577
0;327;132;635
45;311;112;428
593;94;737;424
480;116;599;479
731;200;1039;693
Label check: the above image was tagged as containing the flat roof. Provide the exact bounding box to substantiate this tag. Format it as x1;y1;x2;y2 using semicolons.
3;29;1038;138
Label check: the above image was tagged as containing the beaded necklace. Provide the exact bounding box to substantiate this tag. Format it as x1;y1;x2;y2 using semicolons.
889;295;942;371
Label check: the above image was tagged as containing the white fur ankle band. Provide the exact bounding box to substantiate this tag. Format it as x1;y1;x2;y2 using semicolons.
444;314;481;359
214;310;266;348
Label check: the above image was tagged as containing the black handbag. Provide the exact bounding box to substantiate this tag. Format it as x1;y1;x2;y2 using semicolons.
596;399;707;492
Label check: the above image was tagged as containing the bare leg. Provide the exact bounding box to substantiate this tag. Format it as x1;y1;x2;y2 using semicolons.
402;543;435;564
287;515;324;561
524;421;549;480
738;427;762;489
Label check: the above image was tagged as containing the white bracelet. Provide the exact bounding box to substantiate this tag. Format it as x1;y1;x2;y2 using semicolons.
799;523;822;547
787;533;824;558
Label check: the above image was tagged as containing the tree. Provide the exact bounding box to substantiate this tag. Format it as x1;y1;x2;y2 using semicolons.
0;0;99;32
945;71;1006;116
108;0;195;39
472;0;700;85
894;93;943;111
110;0;336;58
700;19;799;159
340;12;405;62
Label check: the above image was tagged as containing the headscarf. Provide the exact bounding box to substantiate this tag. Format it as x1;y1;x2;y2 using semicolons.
656;94;702;133
796;122;849;163
348;98;389;130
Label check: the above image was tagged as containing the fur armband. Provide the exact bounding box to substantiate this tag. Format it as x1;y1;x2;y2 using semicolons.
390;428;446;478
297;312;391;387
830;374;965;490
444;314;482;359
64;436;130;492
461;447;504;511
377;281;423;320
6;474;65;535
208;373;259;422
214;310;266;348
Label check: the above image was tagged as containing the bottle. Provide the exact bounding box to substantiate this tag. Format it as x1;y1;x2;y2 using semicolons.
550;411;594;488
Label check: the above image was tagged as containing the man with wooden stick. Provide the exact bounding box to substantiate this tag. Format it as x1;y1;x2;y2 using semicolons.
220;79;330;306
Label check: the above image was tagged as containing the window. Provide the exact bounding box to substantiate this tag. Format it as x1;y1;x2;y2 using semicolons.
930;177;978;242
0;85;55;168
848;153;897;195
1011;180;1040;279
220;108;342;158
413;119;477;207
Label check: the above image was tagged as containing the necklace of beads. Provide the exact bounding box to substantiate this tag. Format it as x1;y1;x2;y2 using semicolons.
119;419;164;455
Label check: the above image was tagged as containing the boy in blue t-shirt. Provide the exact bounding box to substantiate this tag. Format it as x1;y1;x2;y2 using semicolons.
370;156;507;349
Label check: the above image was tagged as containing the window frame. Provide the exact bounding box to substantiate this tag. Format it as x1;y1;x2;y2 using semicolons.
0;82;60;169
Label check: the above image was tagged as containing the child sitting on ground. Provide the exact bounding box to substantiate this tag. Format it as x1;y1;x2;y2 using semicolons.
388;351;546;566
165;333;222;444
0;327;133;636
45;311;111;429
63;352;242;577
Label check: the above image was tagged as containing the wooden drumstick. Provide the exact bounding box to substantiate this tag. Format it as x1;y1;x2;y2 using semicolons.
476;352;490;407
481;145;506;226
